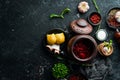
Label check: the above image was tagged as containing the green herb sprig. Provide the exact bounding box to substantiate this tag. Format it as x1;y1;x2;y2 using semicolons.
104;40;113;49
92;0;100;13
50;8;71;19
92;0;101;35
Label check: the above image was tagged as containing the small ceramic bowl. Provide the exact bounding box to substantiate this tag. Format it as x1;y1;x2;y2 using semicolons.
88;12;102;26
97;42;113;56
67;35;97;62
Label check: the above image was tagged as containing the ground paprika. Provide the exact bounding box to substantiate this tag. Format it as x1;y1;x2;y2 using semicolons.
90;13;101;24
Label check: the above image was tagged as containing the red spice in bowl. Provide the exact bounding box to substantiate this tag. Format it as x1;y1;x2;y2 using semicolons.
88;12;101;26
67;35;97;62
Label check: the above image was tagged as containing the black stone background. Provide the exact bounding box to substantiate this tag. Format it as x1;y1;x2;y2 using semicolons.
0;0;120;80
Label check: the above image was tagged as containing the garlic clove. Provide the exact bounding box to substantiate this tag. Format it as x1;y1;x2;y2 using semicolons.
103;47;111;54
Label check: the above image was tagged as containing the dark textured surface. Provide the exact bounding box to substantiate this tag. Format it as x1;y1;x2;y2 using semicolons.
0;0;120;80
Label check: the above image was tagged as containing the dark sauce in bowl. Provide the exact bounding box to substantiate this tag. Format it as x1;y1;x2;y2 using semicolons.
73;38;94;59
67;35;97;62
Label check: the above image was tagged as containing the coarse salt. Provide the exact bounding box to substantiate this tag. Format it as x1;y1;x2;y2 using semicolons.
96;29;107;41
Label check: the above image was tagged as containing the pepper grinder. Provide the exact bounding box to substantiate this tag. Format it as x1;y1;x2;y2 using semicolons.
114;29;120;44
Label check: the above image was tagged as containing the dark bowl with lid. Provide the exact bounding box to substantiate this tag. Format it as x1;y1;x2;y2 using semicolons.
70;19;93;35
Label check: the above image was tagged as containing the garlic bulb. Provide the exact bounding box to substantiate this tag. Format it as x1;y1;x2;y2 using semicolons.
115;11;120;23
78;1;89;13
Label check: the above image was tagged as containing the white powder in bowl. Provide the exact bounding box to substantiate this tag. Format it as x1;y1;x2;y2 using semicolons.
96;29;108;41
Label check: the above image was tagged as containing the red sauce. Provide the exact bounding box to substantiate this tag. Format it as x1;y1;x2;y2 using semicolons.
73;39;91;59
90;13;101;24
69;74;86;80
69;75;79;80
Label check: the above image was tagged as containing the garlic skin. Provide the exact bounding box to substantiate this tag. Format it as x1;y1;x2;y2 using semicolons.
46;44;60;54
78;1;89;13
115;11;120;23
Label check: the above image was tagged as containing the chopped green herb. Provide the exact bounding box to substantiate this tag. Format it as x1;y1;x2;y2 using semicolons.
52;63;69;79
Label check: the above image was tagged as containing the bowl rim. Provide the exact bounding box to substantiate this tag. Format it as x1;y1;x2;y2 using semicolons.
88;12;102;26
46;28;66;34
97;42;113;56
106;7;120;29
71;35;97;62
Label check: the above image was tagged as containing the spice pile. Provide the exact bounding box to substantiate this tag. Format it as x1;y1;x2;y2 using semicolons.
90;12;101;24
